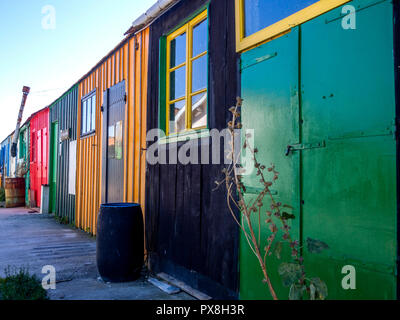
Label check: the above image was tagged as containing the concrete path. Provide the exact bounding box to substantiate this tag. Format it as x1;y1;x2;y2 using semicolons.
0;207;192;300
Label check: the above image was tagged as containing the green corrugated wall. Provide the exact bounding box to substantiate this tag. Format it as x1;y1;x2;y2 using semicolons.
49;85;79;223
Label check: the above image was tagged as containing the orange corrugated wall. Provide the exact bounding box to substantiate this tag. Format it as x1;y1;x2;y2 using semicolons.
75;28;149;235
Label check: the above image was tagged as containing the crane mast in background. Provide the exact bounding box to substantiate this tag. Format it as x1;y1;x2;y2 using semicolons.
11;86;30;159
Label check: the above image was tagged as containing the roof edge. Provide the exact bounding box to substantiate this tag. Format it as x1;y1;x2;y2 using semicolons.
125;0;181;35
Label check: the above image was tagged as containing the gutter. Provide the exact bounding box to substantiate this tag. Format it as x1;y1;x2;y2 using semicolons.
124;0;181;35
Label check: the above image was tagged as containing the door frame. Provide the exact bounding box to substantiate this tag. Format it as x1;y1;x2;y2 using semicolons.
101;80;126;204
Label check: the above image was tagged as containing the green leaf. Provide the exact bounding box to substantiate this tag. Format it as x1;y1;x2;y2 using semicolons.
273;241;283;260
282;212;295;220
309;283;316;300
278;263;302;287
311;278;328;300
306;237;329;254
289;284;306;300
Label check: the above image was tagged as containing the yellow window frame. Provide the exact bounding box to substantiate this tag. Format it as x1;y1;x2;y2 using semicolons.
235;0;351;52
166;9;208;136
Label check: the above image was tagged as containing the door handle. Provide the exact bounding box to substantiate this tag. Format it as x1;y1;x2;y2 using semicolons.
285;145;293;156
285;140;326;156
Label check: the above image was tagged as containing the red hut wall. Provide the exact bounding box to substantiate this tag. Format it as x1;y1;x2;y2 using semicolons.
29;107;49;208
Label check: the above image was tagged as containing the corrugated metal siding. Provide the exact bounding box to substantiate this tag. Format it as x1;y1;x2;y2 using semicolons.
1;136;12;178
0;137;11;183
76;28;149;235
0;144;3;168
50;86;78;222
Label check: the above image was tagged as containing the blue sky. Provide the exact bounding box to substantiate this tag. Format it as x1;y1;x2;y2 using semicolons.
0;0;156;140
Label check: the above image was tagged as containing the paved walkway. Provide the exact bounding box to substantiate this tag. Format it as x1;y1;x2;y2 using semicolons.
0;208;192;300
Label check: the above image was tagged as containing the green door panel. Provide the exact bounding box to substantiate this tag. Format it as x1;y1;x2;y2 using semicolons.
300;0;396;299
240;29;301;300
300;0;395;141
304;254;396;300
301;137;396;299
239;0;397;300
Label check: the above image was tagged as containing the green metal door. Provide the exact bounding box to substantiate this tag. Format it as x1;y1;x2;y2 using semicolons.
300;0;397;299
240;29;301;300
50;122;58;213
240;0;397;300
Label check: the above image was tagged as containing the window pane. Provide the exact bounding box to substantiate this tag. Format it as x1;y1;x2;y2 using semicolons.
91;95;96;132
43;128;47;166
169;100;186;134
192;18;208;57
170;66;186;101
115;121;123;160
82;100;87;134
87;97;92;133
191;92;207;129
244;0;319;37
170;32;186;68
191;54;207;93
38;132;41;163
108;125;115;159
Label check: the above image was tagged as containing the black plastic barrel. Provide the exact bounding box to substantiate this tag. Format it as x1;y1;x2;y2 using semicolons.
96;203;144;282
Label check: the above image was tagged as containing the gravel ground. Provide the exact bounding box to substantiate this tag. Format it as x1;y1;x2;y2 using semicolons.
0;207;193;300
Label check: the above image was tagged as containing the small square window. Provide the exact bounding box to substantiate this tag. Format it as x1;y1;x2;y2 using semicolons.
108;125;115;159
115;121;123;160
81;91;96;136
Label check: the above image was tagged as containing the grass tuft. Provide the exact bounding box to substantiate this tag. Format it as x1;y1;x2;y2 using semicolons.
0;267;48;300
0;188;5;202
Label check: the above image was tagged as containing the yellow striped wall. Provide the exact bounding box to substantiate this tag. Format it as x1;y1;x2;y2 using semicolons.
76;28;149;235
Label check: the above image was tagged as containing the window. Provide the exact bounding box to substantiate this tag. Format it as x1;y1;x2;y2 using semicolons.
235;0;350;52
108;125;115;159
115;121;123;160
43;128;47;167
108;121;123;160
19;132;26;159
31;132;36;162
166;9;208;136
81;91;96;136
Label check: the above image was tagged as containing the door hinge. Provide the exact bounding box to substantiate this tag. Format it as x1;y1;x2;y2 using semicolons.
241;52;278;71
285;140;326;156
242;185;278;195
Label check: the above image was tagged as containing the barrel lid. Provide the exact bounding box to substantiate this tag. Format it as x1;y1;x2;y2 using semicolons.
101;203;140;208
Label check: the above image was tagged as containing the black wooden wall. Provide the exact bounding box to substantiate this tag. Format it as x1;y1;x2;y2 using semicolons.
145;0;239;299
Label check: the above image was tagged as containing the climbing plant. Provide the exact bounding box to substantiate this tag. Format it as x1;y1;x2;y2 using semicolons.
215;97;329;300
